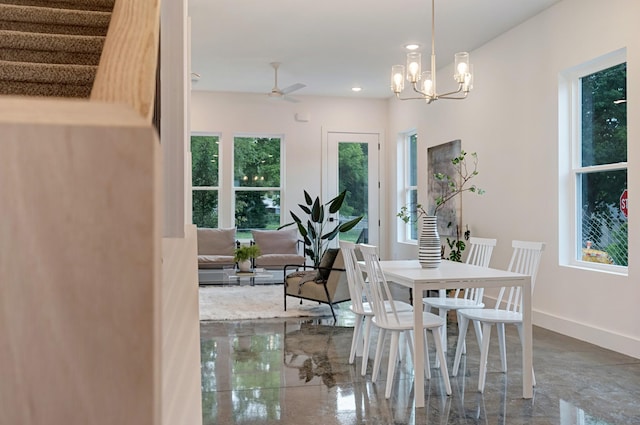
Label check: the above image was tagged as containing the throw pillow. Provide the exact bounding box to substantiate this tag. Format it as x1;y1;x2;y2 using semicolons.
317;248;339;281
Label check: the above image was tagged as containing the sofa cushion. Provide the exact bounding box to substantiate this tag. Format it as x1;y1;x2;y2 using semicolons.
251;228;298;255
198;255;235;269
197;227;236;256
255;253;305;268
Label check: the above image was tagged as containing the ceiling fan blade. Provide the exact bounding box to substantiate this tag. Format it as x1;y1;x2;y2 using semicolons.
280;83;306;95
283;96;301;103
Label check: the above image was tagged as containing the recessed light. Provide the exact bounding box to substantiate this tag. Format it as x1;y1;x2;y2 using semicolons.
352;87;362;92
405;44;420;50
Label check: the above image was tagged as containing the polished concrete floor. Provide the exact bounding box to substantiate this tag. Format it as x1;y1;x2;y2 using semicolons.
200;290;640;424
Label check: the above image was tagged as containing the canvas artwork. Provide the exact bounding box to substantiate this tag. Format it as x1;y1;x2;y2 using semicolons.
427;139;461;237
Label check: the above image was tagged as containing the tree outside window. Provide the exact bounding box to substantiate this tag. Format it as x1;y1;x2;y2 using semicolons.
234;136;281;239
191;134;219;228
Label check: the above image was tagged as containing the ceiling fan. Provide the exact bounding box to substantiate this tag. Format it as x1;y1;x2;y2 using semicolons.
267;62;305;102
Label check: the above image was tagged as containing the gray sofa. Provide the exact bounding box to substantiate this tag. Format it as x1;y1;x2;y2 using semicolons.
251;228;306;270
197;227;237;269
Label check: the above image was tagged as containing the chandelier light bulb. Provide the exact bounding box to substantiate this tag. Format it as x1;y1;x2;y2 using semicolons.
406;52;422;83
391;65;405;93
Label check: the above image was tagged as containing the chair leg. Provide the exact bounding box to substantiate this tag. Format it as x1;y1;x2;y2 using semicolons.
431;327;452;396
496;323;507;373
472;319;483;352
385;331;400;398
456;311;467;355
361;316;373;376
349;315;364;364
478;322;493;393
372;328;386;382
452;314;469;376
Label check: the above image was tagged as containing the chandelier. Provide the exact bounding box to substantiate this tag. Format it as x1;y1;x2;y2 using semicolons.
390;0;473;103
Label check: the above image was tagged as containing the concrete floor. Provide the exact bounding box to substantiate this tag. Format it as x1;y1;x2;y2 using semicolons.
200;290;640;424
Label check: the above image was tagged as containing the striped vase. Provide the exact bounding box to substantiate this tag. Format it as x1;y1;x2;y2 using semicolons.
418;215;441;268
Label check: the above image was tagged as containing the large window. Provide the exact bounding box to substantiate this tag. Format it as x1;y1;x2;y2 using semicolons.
400;132;419;242
562;51;627;271
191;134;219;228
234;136;282;239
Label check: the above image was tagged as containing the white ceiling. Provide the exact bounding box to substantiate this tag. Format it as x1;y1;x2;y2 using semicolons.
188;0;561;99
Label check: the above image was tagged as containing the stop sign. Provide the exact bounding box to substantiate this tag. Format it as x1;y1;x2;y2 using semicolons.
620;189;628;218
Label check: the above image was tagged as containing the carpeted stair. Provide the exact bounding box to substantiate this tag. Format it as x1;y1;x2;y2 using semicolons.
0;0;115;98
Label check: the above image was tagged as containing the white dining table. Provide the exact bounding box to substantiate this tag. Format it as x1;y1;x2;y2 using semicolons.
373;259;533;408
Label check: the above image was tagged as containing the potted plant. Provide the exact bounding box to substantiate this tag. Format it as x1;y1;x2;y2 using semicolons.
397;150;484;265
280;190;363;267
234;244;260;272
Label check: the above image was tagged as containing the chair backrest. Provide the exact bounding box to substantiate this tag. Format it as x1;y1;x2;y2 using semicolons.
358;244;402;327
455;236;497;301
495;240;545;313
339;240;367;315
465;237;497;267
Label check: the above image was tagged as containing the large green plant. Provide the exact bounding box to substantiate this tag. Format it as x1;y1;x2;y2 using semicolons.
281;190;363;267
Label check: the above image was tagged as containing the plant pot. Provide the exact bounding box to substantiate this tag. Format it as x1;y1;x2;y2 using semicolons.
237;260;252;272
418;215;441;268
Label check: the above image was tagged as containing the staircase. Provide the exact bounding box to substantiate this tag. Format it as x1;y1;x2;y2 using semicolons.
0;0;115;98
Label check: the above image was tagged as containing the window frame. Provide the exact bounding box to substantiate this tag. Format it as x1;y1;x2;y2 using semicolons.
559;48;627;275
398;130;418;243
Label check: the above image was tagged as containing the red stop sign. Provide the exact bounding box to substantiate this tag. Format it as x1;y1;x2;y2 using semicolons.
620;189;628;218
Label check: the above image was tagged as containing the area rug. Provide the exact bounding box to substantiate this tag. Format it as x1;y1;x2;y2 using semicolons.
199;285;336;321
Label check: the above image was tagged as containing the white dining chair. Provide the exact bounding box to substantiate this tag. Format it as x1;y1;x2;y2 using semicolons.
339;240;412;376
423;237;497;355
358;243;451;398
452;240;545;393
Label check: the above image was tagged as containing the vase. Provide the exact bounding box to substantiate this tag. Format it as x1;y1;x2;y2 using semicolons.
418;215;441;268
238;260;252;272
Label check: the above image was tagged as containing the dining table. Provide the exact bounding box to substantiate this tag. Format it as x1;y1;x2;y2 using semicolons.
372;259;533;408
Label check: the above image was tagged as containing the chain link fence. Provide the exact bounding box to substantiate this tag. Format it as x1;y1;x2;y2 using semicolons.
581;204;628;266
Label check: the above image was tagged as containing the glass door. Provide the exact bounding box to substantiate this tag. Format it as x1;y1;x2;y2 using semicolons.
326;132;379;246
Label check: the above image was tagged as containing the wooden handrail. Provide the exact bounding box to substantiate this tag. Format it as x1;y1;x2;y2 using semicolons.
91;0;160;121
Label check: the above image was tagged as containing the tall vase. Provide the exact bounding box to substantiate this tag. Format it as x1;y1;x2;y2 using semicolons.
418;215;441;268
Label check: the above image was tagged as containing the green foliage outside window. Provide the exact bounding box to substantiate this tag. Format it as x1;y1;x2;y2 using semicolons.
579;62;627;265
191;135;219;228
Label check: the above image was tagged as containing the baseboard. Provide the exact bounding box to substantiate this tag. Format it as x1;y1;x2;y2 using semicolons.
483;295;640;360
533;310;640;360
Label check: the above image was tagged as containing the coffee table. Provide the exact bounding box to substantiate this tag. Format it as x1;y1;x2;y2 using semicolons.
222;268;274;286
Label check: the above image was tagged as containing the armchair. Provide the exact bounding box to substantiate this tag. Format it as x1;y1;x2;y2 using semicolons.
283;248;350;320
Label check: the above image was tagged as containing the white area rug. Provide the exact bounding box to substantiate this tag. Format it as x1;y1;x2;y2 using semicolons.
199;285;335;321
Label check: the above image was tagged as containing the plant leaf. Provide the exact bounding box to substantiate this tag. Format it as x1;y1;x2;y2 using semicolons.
328;190;346;214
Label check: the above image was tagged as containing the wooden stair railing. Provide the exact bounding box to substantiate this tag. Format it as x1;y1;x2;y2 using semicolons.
0;1;202;425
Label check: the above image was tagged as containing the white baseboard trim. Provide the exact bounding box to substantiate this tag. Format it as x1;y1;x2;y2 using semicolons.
482;295;640;360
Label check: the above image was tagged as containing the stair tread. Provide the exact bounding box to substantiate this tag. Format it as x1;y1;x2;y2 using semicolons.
0;60;97;85
0;4;111;28
0;30;104;54
0;0;115;12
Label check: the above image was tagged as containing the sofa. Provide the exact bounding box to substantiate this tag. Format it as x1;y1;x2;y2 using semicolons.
197;227;237;269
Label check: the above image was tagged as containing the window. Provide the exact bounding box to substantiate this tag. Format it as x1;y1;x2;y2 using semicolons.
234;136;282;239
561;50;627;271
191;134;219;228
399;132;419;242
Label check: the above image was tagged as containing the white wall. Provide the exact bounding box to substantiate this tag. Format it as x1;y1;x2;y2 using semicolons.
190;92;388;248
387;0;639;358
